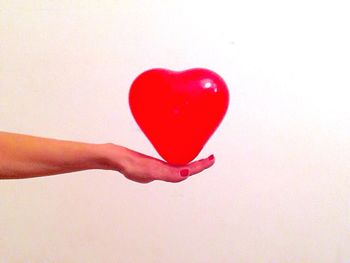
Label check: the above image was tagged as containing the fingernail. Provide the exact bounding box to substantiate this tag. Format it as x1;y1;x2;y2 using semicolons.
208;154;215;161
180;169;189;177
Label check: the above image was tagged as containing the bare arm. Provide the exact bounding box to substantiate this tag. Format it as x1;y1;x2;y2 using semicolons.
0;132;214;183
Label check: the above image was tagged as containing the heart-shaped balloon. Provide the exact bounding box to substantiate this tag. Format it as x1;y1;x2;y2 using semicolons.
129;68;229;165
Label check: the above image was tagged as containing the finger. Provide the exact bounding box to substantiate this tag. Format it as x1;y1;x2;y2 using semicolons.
154;164;188;183
164;154;215;182
187;154;215;176
154;164;190;183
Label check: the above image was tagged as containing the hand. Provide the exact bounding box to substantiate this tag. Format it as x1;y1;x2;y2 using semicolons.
104;144;215;184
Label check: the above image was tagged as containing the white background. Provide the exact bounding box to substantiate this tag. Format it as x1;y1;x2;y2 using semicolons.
1;0;349;262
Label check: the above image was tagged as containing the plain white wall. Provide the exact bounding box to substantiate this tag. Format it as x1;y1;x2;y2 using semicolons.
1;0;349;262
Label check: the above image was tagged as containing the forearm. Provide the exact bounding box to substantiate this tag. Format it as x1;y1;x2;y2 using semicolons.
0;132;117;179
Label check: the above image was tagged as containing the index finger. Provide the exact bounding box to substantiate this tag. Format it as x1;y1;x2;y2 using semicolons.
187;154;215;176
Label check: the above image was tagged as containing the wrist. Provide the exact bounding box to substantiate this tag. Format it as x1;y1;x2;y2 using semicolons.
94;143;130;172
85;143;111;170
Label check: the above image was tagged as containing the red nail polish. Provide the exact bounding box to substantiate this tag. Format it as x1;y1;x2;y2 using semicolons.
209;154;215;161
180;169;189;177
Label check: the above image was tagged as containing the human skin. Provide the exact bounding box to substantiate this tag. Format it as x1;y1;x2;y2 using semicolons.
0;132;215;183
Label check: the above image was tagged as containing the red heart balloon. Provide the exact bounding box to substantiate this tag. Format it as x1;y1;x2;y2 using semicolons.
129;68;229;165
